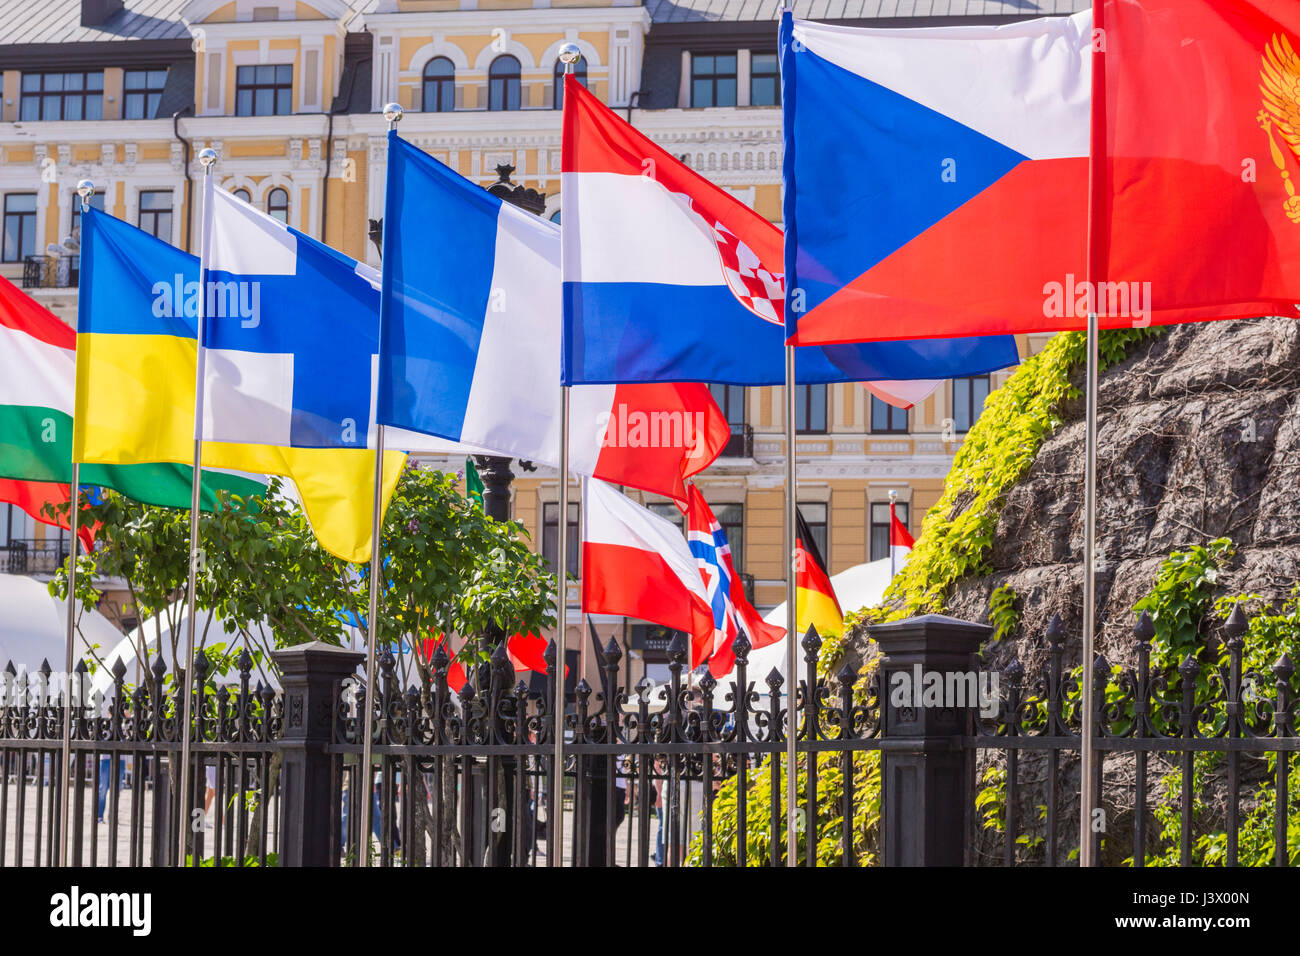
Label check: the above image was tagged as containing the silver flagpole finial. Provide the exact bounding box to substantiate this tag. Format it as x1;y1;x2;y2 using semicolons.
888;489;898;504
383;102;403;130
559;42;581;75
76;179;94;213
198;147;218;173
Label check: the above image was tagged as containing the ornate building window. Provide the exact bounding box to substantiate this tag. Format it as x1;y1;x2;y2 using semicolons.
137;191;172;241
553;54;587;109
488;55;521;111
750;53;780;106
869;501;908;562
2;194;37;262
871;396;908;434
691;53;737;108
235;64;292;116
124;69;168;119
422;57;455;112
266;187;289;224
953;375;991;432
20;71;104;121
795;383;827;434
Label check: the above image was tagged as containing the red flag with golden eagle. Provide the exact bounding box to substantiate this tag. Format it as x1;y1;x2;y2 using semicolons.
1094;0;1300;325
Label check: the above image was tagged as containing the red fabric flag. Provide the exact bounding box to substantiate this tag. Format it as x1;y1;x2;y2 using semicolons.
0;478;96;552
1094;0;1300;325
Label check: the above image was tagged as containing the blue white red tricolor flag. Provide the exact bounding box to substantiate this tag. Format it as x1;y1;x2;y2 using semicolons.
560;75;1018;388
781;10;1092;344
377;133;729;501
683;484;785;678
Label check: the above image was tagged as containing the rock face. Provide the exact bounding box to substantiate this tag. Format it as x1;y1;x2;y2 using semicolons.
938;318;1300;669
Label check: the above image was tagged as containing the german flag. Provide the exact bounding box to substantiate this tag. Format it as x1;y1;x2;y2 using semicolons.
795;509;843;638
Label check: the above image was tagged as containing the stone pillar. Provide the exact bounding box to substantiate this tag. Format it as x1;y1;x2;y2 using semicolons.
869;614;991;867
272;641;365;867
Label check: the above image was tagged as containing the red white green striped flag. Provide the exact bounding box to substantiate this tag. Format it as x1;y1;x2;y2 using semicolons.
0;275;265;532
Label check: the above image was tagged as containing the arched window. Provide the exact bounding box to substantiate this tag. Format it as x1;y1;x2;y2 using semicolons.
266;187;289;224
488;55;521;111
422;56;455;112
232;187;251;203
553;54;587;110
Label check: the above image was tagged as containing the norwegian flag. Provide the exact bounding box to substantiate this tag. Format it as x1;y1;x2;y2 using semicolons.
683;485;785;678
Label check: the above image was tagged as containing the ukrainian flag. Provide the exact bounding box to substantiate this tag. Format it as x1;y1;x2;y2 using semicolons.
73;196;406;564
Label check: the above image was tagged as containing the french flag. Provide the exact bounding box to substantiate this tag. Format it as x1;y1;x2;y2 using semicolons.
560;75;1019;387
782;11;1092;345
684;484;784;678
581;478;715;668
377;132;729;501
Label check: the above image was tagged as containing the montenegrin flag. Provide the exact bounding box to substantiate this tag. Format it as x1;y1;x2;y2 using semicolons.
0;274;264;536
73;196;402;564
1093;0;1300;325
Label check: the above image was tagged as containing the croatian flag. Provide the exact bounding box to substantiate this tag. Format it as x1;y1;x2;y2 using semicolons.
782;11;1092;345
377;133;728;501
581;478;714;668
684;484;784;678
889;500;915;577
560;76;1018;389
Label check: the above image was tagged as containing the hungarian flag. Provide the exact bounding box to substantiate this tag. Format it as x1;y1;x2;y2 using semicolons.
795;509;843;639
889;500;915;576
1093;0;1300;325
581;478;714;668
0;276;266;522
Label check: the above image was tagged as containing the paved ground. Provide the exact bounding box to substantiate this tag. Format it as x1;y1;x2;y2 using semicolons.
1;775;705;867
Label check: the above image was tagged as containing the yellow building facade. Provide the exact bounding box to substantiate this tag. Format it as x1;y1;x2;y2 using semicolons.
0;0;1061;674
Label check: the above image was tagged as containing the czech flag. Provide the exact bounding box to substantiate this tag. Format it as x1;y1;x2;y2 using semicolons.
560;74;1019;385
781;10;1092;345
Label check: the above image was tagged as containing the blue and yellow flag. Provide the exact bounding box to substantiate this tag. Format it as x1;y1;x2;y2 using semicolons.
73;196;406;563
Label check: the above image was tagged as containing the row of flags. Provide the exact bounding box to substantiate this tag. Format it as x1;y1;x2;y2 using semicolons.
4;0;1296;679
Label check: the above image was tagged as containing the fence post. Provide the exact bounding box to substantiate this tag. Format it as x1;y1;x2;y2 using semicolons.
272;641;365;867
869;613;991;867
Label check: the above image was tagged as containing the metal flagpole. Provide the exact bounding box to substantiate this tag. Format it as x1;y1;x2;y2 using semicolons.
555;42;582;866
360;102;404;868
783;344;798;866
1079;6;1105;868
177;148;217;867
1079;312;1099;867
57;181;94;866
888;489;898;580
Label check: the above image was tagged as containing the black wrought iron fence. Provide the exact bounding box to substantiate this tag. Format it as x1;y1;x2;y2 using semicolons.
0;609;1296;867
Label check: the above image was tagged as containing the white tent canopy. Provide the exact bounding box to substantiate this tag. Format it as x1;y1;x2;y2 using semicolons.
715;558;896;691
0;574;124;676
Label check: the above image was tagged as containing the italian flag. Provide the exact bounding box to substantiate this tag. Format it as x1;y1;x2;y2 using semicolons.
0;276;265;535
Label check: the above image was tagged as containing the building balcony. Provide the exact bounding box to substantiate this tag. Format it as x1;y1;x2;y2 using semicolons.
22;255;79;290
720;423;753;458
2;537;70;576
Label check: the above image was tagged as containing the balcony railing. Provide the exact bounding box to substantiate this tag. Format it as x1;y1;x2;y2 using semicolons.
720;423;753;458
2;537;69;575
22;254;79;289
